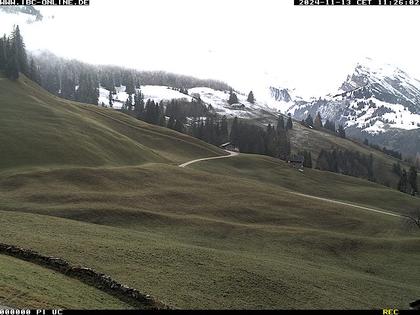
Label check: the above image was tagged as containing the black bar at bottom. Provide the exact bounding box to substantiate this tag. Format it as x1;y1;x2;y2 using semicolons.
5;309;417;315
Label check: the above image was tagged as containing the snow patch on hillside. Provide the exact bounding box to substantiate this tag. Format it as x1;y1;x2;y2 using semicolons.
98;84;296;119
345;97;420;134
252;86;296;114
99;85;194;109
189;86;297;118
142;86;193;103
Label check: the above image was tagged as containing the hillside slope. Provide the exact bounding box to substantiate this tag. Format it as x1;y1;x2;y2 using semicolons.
249;115;417;189
0;74;225;172
0;162;419;309
288;122;406;188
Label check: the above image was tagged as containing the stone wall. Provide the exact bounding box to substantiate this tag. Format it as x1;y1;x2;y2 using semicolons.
0;243;170;309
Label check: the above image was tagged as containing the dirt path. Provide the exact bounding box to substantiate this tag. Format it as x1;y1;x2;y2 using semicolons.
288;191;404;218
179;151;404;219
179;150;239;168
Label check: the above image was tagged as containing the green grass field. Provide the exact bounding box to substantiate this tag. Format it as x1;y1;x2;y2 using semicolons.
0;75;225;173
0;75;419;309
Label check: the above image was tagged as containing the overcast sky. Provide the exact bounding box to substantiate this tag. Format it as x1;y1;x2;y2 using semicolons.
2;0;420;96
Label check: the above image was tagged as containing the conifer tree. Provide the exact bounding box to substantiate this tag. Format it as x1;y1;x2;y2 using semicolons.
338;124;346;138
230;117;239;146
125;94;133;111
277;129;291;160
28;57;41;84
10;25;28;75
265;124;280;158
220;115;229;143
134;89;144;114
314;112;323;129
305;114;314;127
324;119;336;132
108;90;113;107
44;67;61;95
398;169;408;193
408;166;418;195
286;114;293;130
277;115;285;131
247;91;255;104
5;53;19;80
174;119;184;133
392;162;402;177
124;73;136;95
0;35;7;71
306;151;312;168
167;116;175;130
228;90;239;105
60;72;76;100
76;72;99;105
158;102;166;126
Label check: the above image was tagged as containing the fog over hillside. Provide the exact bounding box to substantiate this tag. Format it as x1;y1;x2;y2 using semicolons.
1;0;420;97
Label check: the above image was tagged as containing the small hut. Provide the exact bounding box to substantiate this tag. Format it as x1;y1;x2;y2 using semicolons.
220;142;239;152
288;155;305;169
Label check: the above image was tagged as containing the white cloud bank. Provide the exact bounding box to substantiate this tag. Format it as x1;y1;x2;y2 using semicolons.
1;0;419;96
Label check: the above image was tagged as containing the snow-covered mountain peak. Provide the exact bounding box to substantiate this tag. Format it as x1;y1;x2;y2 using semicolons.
286;58;420;136
355;57;398;76
341;58;420;94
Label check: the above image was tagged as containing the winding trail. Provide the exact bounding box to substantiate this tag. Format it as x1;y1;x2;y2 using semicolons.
288;192;403;218
179;150;239;168
179;151;404;219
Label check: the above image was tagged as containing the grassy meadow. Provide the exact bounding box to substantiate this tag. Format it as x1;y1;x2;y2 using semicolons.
0;75;419;309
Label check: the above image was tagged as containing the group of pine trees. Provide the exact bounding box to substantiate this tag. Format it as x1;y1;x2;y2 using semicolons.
165;98;209;119
169;87;189;95
120;96;225;143
316;148;375;181
122;92;294;161
302;112;346;138
121;92;166;127
393;163;418;195
229;115;292;160
364;139;402;160
76;71;99;105
32;50;231;106
228;90;239;105
191;116;229;146
227;90;255;105
0;26;28;80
